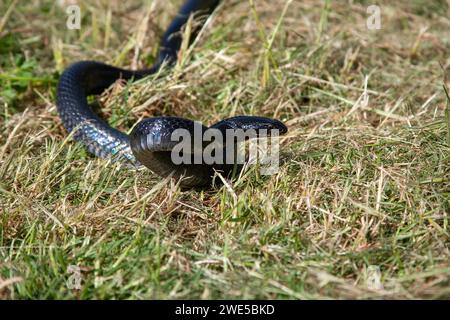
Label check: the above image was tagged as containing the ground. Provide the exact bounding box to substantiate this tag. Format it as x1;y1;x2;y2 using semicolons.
0;0;449;299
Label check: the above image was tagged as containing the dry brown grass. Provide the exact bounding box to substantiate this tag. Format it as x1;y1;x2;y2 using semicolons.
0;0;449;299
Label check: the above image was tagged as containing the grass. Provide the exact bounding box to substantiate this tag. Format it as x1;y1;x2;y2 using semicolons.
0;0;449;299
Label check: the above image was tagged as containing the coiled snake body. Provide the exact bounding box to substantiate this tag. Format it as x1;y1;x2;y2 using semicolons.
56;0;287;187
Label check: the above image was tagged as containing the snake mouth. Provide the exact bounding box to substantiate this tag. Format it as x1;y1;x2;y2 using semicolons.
211;116;288;136
250;118;288;135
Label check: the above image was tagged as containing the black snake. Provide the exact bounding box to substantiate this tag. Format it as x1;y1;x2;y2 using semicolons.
56;0;287;187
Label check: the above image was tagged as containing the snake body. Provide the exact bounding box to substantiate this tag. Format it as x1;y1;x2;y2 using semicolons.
56;0;287;187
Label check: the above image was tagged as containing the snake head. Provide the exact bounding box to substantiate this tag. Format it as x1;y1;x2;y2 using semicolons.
211;116;288;136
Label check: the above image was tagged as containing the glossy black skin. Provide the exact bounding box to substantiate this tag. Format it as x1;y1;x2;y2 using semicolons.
56;0;288;187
